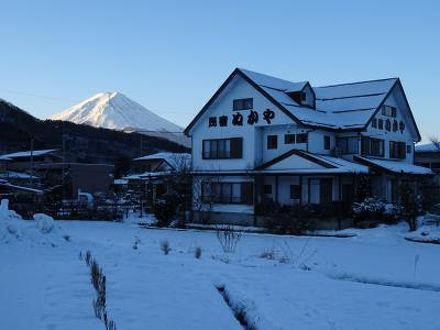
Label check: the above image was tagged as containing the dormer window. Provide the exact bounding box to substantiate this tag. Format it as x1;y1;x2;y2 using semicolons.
233;98;253;111
288;91;306;104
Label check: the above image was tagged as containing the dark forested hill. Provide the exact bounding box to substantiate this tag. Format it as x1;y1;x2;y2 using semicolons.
0;99;189;164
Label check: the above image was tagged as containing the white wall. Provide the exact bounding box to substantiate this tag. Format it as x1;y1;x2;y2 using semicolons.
189;75;303;171
363;87;418;163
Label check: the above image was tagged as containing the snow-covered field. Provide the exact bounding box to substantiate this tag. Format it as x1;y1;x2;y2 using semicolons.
1;208;440;329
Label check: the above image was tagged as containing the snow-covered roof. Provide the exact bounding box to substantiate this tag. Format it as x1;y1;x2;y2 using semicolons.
0;171;39;180
134;152;191;170
415;143;440;153
0;182;44;194
255;149;369;174
239;69;397;130
0;149;57;160
185;68;420;140
122;171;173;181
355;156;433;175
113;179;129;185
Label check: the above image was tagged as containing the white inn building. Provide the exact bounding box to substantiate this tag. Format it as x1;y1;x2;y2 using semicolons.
184;68;432;226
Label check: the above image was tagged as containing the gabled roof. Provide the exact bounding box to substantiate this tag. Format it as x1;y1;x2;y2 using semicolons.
184;68;421;140
255;149;369;174
133;152;191;171
354;156;433;175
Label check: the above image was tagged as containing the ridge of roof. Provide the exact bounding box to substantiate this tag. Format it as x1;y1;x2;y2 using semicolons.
316;77;399;89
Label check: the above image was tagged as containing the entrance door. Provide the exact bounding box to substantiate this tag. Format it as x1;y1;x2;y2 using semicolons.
320;178;333;206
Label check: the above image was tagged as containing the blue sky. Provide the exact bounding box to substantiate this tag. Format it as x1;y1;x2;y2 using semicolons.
0;0;439;142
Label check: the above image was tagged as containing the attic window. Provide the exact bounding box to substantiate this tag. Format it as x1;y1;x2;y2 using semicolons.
233;98;253;111
382;105;397;117
288;91;306;104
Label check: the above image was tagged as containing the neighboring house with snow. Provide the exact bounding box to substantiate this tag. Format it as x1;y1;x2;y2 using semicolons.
184;68;432;226
121;152;191;205
415;142;440;174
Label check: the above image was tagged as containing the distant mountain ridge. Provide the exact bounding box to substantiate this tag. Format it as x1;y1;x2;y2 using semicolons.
50;92;189;146
0;99;188;171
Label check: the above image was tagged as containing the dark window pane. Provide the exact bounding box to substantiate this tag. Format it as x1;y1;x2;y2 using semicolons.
290;185;301;199
263;184;272;194
233;98;253;111
296;133;308;143
324;136;331;150
285;134;296;144
267;135;278;149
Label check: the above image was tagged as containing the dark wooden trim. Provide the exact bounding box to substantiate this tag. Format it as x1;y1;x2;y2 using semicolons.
307;177;311;204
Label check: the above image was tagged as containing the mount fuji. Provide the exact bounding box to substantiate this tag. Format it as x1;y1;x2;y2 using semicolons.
50;92;189;147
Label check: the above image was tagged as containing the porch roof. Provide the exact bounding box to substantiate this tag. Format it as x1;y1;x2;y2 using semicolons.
255;149;369;175
354;156;433;175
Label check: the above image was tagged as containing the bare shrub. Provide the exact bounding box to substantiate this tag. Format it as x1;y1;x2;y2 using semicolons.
216;225;242;253
195;246;202;259
90;260;103;292
160;240;171;255
85;250;92;266
132;236;141;250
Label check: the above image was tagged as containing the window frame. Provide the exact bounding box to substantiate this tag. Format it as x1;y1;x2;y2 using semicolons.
202;137;243;159
233;98;253;111
290;184;301;200
284;134;296;144
361;136;384;157
267;135;278;150
324;135;331;150
201;181;253;205
336;136;359;155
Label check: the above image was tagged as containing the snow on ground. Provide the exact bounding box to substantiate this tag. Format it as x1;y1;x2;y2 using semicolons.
1;209;440;329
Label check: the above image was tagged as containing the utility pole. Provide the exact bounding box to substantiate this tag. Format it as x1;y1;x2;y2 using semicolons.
29;137;34;187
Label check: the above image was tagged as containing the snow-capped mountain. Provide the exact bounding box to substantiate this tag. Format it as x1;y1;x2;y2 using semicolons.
50;92;189;147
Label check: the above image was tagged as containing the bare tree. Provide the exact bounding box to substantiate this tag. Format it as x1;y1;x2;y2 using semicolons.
429;136;440;151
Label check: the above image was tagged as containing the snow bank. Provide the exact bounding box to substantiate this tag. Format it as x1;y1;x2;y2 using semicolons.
0;199;68;246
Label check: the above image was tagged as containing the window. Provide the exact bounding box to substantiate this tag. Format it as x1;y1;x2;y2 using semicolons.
263;184;272;195
361;136;384;157
382;105;397;117
324;136;331;150
202;182;253;204
296;133;308;144
267;135;278;149
288;91;306;104
389;141;406;159
371;118;377;128
385;119;391;131
407;145;412;154
284;134;296;144
284;133;308;144
378;119;384;130
233;98;253;111
202;138;242;159
290;185;301;199
337;137;359;154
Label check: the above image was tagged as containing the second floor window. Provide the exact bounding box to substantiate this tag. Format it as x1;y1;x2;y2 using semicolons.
361;136;384;157
337;137;359;154
233;98;253;111
202;138;243;159
267;135;278;149
284;133;308;144
324;136;331;150
389;141;406;159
